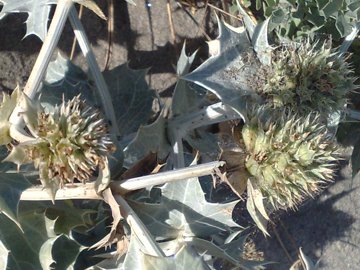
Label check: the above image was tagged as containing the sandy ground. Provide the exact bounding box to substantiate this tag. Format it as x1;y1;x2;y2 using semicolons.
0;1;359;269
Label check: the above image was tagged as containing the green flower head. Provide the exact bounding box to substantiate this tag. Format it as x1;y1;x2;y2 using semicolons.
5;95;115;194
241;106;339;209
250;40;356;118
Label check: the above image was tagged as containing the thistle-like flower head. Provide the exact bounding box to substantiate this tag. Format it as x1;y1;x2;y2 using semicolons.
241;106;339;209
5;95;115;194
251;40;356;117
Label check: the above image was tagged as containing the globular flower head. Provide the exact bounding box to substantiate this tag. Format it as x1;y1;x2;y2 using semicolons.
240;106;339;209
5;95;115;195
249;40;356;118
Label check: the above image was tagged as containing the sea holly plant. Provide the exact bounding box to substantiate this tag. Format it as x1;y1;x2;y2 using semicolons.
238;0;360;42
182;2;356;234
0;0;359;269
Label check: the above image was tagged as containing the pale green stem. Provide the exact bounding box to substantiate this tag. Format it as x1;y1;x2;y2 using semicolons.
168;102;241;168
68;6;120;138
20;161;225;200
9;0;73;131
114;195;165;257
21;186;165;257
20;182;101;201
169;102;240;131
23;0;73;98
116;161;225;191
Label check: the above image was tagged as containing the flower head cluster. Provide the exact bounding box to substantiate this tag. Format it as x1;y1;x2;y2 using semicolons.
240;106;339;209
5;95;115;193
250;40;356;117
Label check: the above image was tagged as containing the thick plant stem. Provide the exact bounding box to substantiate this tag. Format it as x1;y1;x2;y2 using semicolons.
9;0;73;126
69;6;120;138
116;161;225;192
23;0;73;98
169;102;241;132
20;161;225;200
115;195;165;257
20;182;101;201
168;102;241;168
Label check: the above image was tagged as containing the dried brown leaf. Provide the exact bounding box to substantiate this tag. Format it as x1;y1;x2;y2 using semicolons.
91;188;125;250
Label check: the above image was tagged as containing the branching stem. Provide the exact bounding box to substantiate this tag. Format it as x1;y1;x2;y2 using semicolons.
115;161;225;193
9;0;73;126
69;6;120;138
114;195;165;257
168;102;241;168
20;161;225;200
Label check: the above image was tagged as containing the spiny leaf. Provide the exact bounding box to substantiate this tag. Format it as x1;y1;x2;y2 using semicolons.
290;248;318;270
74;0;106;20
0;201;89;269
246;180;269;236
102;64;155;136
252;18;271;65
190;237;270;270
171;43;201;117
40;54;96;108
43;201;95;235
0;0;107;40
144;245;209;270
298;248;318;270
0;214;40;269
183;19;259;118
124;113;171;168
0;0;55;40
40;234;81;270
130;176;241;239
236;0;256;37
91;234;142;269
0;173;31;229
91;188;124;250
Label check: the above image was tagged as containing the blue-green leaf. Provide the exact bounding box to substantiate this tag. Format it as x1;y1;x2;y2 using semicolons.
0;0;55;40
102;64;155;136
183;20;259;118
144;245;209;270
40;54;96;108
124;113;171;167
0;173;31;229
130;176;241;239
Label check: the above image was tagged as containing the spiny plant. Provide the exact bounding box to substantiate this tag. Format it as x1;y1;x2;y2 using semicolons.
253;40;356;117
238;0;360;41
183;1;357;234
0;0;359;269
241;106;339;210
4;92;115;197
0;0;267;269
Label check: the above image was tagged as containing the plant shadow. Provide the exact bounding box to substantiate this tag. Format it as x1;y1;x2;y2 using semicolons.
0;1;218;93
248;164;358;269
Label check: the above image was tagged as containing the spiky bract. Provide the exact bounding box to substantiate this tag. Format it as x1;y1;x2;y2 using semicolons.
6;95;114;192
241;106;339;209
0;88;19;145
251;40;355;117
